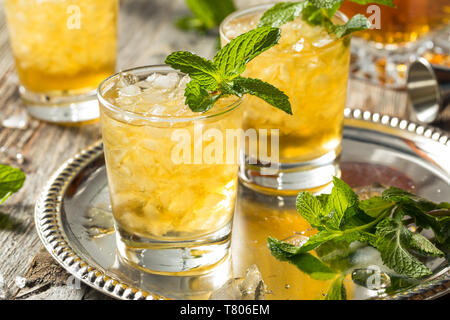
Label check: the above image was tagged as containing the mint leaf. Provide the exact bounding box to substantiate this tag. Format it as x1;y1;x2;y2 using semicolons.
231;77;292;114
408;233;444;257
436;216;450;246
349;0;395;7
176;0;236;32
166;27;291;113
269;177;445;285
267;236;303;259
359;196;394;218
374;218;432;278
259;0;396;38
175;16;208;33
340;205;375;229
285;253;337;280
165;51;218;90
328;14;370;38
258;2;306;27
325;275;346;300
310;0;342;9
296;191;325;228
184;80;221;112
214;26;281;78
0;165;25;204
327;177;359;228
298;230;342;252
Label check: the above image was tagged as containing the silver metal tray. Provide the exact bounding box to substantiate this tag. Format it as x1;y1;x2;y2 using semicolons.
35;108;450;300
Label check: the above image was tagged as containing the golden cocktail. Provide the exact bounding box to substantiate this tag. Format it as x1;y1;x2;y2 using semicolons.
99;66;242;273
5;0;118;123
220;4;351;193
341;0;450;46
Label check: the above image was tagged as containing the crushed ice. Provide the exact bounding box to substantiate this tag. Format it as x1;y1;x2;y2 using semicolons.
210;265;267;300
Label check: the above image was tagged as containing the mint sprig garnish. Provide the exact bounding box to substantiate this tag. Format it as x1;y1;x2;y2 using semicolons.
176;0;236;33
268;177;449;299
0;165;25;204
166;27;292;114
258;0;395;38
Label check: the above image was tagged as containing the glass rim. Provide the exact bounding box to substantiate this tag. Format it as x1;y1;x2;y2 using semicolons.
97;65;242;123
219;2;349;44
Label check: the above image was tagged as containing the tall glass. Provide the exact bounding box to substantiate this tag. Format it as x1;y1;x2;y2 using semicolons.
220;4;351;194
340;0;450;87
5;0;118;124
98;66;243;274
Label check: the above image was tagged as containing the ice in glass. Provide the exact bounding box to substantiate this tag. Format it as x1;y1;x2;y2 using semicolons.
99;66;242;273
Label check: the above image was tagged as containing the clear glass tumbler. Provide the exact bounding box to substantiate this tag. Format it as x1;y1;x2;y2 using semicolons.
220;3;351;194
5;0;118;124
98;65;243;274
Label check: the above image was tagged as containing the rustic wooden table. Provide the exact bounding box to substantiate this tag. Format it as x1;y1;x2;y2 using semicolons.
0;0;449;300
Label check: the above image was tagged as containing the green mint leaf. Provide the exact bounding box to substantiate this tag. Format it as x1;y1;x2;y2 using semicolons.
286;253;337;280
309;0;344;18
340;205;375;229
259;0;395;38
382;187;449;244
178;0;236;31
214;26;281;78
296;191;325;229
436;216;450;246
267;242;338;280
437;202;450;209
374;218;432;278
325;275;347;300
231;77;292;114
327;177;359;228
267;236;303;259
359;196;395;218
408;233;444;258
258;1;306;27
310;0;342;9
298;230;342;252
165;51;219;90
328;14;370;38
382;187;444;213
175;16;208;33
184;80;221;112
349;0;395;7
302;230;371;254
0;165;25;204
317;194;329;207
167;27;288;113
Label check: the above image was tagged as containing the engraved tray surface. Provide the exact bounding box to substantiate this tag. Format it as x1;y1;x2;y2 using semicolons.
34;109;450;300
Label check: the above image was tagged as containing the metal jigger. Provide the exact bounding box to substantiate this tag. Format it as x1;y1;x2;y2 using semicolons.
406;58;450;124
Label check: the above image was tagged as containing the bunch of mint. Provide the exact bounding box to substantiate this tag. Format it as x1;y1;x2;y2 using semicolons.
268;177;449;300
176;0;236;33
258;0;395;38
166;27;292;114
0;164;25;204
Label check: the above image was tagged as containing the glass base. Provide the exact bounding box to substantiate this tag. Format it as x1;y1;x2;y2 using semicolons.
115;222;232;275
20;86;99;124
239;150;341;196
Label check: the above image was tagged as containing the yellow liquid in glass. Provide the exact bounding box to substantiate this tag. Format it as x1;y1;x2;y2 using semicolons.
222;13;351;163
100;82;242;240
5;0;118;93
